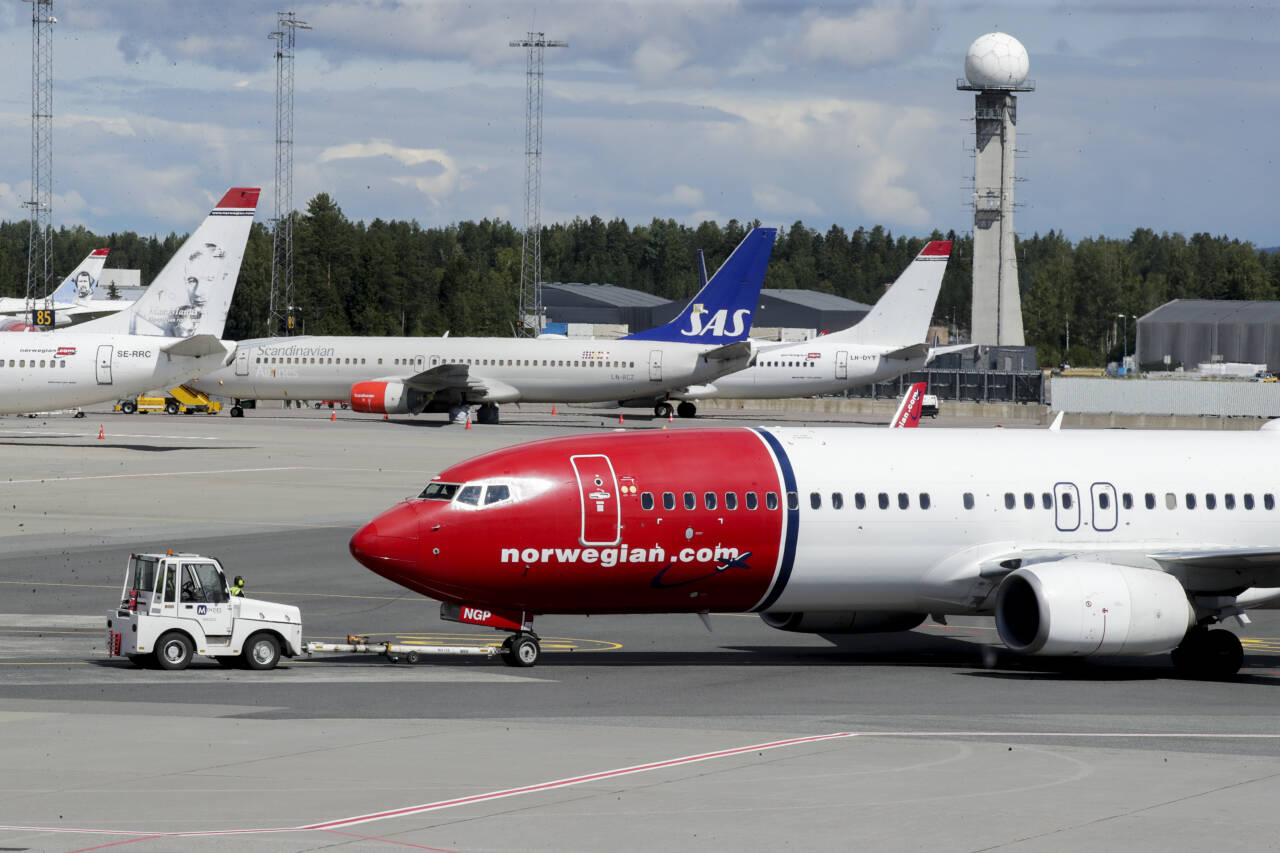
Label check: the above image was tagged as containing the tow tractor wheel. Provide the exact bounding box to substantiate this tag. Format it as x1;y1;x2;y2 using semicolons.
155;632;194;671
502;634;540;668
230;405;244;418
120;400;137;415
242;632;281;670
165;401;180;415
677;401;697;419
654;402;673;419
1171;627;1243;680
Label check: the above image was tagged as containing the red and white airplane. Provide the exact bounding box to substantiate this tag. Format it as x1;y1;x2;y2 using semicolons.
351;424;1280;676
0;248;112;329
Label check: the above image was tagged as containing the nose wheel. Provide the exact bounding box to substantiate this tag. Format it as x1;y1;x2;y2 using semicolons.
501;633;541;667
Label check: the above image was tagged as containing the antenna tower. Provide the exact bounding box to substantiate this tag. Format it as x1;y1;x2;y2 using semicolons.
268;11;310;336
25;0;55;310
509;32;566;335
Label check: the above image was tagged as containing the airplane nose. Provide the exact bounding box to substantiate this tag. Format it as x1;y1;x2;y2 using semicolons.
350;503;421;575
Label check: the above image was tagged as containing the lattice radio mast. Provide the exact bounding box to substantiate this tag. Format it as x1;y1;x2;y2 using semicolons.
25;0;55;312
268;11;310;336
509;32;566;335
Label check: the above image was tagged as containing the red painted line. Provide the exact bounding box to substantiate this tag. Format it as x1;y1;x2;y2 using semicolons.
65;835;163;853
299;732;858;830
323;829;459;851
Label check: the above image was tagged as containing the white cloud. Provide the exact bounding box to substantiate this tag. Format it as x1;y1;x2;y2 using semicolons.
318;140;462;206
752;184;820;216
632;36;692;83
659;184;705;207
796;0;934;68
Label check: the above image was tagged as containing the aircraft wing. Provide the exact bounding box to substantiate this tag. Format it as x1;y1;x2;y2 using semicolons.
1149;547;1280;589
927;343;978;361
161;335;232;360
404;363;472;392
882;342;930;361
700;340;753;363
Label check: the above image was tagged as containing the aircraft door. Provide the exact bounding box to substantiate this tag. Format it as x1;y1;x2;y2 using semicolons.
835;350;848;380
571;454;621;546
95;345;113;385
1090;482;1118;532
1053;482;1080;532
234;348;249;376
649;349;662;382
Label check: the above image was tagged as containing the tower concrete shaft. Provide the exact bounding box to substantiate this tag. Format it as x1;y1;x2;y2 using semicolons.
269;11;310;336
26;0;55;307
969;91;1024;346
510;33;566;335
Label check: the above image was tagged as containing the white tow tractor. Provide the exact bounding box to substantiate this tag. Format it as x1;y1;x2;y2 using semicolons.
106;552;303;670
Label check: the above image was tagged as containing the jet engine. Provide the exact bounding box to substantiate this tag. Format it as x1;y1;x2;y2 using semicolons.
760;611;927;635
995;562;1193;657
349;381;429;415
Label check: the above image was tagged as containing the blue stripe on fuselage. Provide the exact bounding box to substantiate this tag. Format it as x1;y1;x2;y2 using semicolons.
752;428;798;612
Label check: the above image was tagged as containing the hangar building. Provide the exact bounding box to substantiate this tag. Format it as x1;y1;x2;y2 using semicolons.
1137;300;1280;372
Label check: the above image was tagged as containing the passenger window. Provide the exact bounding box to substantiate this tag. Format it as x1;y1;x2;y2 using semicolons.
878;492;889;510
725;492;738;511
787;492;799;511
897;493;909;510
810;492;821;510
745;492;758;510
854;492;865;510
919;493;931;510
1266;494;1277;510
662;492;675;511
1244;493;1255;510
1166;492;1177;509
1042;492;1052;509
456;485;482;505
1185;493;1197;510
1205;493;1216;510
1145;492;1156;509
1062;492;1073;510
484;485;511;505
1023;492;1034;509
766;492;779;511
683;492;696;510
1004;492;1015;510
1098;492;1110;510
831;492;843;510
705;492;717;511
963;492;974;510
1225;493;1235;510
1122;493;1133;510
641;492;654;510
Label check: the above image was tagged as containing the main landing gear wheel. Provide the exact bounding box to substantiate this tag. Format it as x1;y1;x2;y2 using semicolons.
677;401;697;419
502;634;541;667
154;632;193;671
476;403;500;425
230;405;244;418
1171;627;1243;680
654;402;674;419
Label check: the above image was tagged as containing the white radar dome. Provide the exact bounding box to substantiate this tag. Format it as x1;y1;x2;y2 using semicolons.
964;32;1029;88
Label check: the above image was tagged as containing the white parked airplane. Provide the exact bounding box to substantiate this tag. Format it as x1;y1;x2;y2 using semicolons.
655;240;966;418
0;188;259;415
351;423;1280;676
0;248;112;328
195;227;778;422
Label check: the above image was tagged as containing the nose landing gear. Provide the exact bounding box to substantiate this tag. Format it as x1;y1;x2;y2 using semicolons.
501;632;541;667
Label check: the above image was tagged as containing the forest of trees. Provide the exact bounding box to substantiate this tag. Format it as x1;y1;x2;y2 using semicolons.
2;192;1277;367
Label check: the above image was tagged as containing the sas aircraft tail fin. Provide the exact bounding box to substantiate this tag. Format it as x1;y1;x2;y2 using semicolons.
623;227;776;344
75;188;259;339
48;248;110;304
822;240;951;346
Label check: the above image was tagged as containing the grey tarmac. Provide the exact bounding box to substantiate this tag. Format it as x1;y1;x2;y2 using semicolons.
1;403;1278;853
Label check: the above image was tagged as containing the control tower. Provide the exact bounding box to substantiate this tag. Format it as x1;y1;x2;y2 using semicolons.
957;33;1033;346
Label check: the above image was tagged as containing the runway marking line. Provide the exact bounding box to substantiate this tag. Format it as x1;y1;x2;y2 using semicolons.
7;730;1280;842
1;466;304;486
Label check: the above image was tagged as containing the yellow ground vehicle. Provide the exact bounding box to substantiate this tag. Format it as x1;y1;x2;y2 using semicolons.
115;385;223;415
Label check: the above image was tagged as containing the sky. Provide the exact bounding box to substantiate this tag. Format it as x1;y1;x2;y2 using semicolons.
0;0;1276;246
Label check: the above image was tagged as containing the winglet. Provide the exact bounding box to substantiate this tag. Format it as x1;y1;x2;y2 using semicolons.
889;382;926;428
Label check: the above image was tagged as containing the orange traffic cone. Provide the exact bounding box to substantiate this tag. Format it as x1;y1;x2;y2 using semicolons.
667;412;674;424
97;425;105;440
383;413;388;421
465;414;472;430
551;404;557;416
618;413;624;425
330;411;336;422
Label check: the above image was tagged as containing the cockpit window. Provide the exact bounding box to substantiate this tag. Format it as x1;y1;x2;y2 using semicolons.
420;482;460;501
456;485;482;506
484;485;511;505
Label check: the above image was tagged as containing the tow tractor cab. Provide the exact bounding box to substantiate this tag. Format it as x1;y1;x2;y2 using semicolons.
106;552;302;670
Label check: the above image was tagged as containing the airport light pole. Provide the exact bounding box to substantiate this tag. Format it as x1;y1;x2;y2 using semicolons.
1118;313;1135;366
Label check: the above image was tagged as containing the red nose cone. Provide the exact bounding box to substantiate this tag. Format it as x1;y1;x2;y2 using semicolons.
350;503;420;576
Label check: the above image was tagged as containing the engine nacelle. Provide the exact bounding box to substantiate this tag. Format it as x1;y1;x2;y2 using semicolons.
760;611;927;635
349;381;428;415
995;562;1193;657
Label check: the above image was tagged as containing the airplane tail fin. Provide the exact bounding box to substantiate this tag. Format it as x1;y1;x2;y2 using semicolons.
622;227;777;344
889;382;927;428
48;248;109;304
822;241;951;346
75;188;260;338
